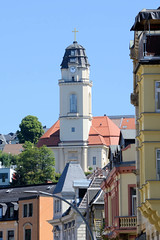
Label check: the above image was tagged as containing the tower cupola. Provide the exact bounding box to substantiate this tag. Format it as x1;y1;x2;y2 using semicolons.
61;41;90;69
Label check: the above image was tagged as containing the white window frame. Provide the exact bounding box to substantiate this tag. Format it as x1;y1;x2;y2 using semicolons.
23;203;33;218
156;149;160;180
155;81;160;112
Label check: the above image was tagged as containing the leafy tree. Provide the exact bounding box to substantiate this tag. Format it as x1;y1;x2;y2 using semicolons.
12;145;55;186
17;115;44;144
0;151;18;167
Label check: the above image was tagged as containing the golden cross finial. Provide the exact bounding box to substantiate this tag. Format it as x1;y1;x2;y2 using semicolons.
72;28;78;41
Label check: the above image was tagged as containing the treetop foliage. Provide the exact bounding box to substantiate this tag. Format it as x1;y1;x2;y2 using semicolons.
12;145;55;186
17;115;44;144
0;151;17;167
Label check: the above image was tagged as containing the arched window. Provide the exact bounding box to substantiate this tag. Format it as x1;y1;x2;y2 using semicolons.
70;94;77;113
23;223;32;240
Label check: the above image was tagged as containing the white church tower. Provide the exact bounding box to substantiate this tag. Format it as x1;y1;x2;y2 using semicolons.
58;39;92;170
38;36;120;173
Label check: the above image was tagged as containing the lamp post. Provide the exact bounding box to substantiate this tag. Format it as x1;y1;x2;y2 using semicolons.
39;191;95;240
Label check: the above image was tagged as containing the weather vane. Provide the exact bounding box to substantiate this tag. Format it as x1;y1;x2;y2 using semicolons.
72;28;78;41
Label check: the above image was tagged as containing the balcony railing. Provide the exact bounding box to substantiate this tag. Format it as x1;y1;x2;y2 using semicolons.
114;216;137;229
119;216;137;228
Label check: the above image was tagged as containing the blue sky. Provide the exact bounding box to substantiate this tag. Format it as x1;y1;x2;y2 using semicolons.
1;1;160;134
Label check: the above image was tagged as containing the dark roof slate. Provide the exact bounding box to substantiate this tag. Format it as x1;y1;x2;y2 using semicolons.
61;41;90;69
53;162;86;195
0;183;56;203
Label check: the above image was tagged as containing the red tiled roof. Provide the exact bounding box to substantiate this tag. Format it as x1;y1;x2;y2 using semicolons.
88;116;120;146
120;118;135;129
37;116;120;147
37;120;60;147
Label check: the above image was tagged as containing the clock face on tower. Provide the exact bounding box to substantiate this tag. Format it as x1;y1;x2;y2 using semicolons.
70;66;76;73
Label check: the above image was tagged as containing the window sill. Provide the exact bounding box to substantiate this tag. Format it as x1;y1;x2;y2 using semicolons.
67;112;79;117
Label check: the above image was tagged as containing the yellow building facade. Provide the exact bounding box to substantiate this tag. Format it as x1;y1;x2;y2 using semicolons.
130;7;160;239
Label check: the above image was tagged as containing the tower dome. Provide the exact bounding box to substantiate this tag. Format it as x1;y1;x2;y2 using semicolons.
61;41;90;69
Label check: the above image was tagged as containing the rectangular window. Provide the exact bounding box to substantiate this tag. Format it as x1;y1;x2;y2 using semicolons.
93;157;96;165
9;206;14;218
132;195;137;216
0;231;3;240
71;127;75;132
25;229;31;240
54;200;61;213
28;204;33;217
70;94;77;113
23;204;33;217
23;204;27;217
8;230;14;240
71;50;75;56
155;81;160;111
156;149;160;180
70;58;75;62
0;173;8;180
2;174;5;183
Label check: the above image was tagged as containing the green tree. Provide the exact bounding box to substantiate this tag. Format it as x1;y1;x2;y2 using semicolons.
12;145;55;186
0;151;18;167
17;115;44;144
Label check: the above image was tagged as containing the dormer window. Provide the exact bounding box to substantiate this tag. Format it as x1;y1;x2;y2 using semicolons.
70;58;75;63
8;206;14;218
71;50;75;56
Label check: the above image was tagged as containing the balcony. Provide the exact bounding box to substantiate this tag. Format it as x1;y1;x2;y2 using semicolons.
103;216;137;239
115;216;137;229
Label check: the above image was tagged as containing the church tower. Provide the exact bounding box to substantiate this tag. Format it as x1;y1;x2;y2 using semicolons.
38;37;120;173
59;40;92;147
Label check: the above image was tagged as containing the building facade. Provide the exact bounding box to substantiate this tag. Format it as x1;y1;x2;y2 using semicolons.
49;161;90;240
0;183;55;240
130;7;160;239
101;144;137;239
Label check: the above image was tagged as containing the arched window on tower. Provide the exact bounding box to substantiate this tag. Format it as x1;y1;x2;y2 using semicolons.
70;94;77;113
